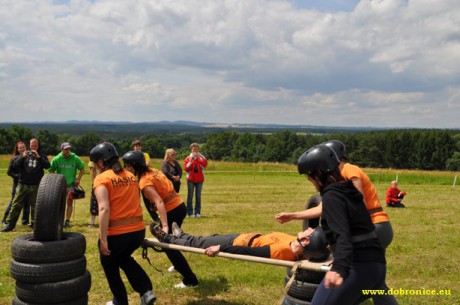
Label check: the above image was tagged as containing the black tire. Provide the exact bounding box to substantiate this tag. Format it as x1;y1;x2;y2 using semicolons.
12;233;86;264
286;267;325;284
15;270;91;304
34;174;67;241
282;294;311;305
13;295;88;305
302;194;322;231
284;277;319;302
11;256;86;284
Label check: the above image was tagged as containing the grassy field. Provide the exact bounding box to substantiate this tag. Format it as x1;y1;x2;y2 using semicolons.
0;156;458;305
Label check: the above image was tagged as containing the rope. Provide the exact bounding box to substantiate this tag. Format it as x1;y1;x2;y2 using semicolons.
277;262;301;305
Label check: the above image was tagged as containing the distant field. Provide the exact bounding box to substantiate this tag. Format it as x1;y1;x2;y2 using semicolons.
0;156;458;305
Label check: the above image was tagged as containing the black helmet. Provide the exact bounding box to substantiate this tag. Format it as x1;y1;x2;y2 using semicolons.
302;227;330;261
324;140;346;160
297;144;340;175
122;150;146;168
89;142;118;163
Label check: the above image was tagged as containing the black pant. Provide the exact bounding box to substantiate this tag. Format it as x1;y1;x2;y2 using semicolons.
99;229;152;305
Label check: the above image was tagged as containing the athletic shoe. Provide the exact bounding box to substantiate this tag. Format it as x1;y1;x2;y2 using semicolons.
172;222;183;237
188;214;195;218
195;214;201;218
106;301;114;305
140;290;156;305
1;226;14;233
168;266;177;273
174;282;199;289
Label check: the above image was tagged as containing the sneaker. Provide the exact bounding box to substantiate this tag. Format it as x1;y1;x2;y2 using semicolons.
140;290;156;305
188;214;195;218
168;266;177;273
174;282;199;289
106;302;114;305
149;223;166;242
195;214;201;218
172;222;183;237
64;220;71;228
2;226;14;233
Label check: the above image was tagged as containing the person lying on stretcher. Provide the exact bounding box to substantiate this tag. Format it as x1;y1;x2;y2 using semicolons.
150;222;330;262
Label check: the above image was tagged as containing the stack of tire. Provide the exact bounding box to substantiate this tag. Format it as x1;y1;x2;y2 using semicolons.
10;174;91;305
283;194;326;305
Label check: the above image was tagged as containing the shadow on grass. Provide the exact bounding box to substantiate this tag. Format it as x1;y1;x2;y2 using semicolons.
184;276;245;304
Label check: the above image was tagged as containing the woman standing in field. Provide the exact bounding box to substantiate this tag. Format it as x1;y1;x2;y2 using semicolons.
123;150;200;289
90;142;156;305
161;148;182;193
276;140;397;305
296;144;386;305
184;143;207;218
2;141;30;226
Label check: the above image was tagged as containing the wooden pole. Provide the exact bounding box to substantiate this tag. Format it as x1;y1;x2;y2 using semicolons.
143;238;331;272
453;175;458;190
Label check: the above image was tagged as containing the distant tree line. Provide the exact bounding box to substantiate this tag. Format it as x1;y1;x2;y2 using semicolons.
1;125;459;171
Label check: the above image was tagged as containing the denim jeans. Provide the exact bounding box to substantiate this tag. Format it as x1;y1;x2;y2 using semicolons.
187;181;203;216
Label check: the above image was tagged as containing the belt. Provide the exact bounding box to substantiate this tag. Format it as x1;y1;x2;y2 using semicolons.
351;231;377;243
242;233;262;247
109;215;143;227
163;192;178;205
368;207;383;215
330;231;378;252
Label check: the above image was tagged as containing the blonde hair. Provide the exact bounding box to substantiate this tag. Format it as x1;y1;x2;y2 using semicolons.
190;143;199;150
164;148;176;161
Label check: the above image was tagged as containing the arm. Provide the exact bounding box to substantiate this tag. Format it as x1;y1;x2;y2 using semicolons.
75;168;85;186
7;158;19;179
276;203;323;224
197;154;208;167
89;166;97;181
184;156;193;172
142;185;169;233
38;154;51;169
160;162;174;180
205;244;271;258
95;185;111;256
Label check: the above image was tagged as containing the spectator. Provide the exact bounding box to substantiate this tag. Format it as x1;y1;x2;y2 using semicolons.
161;148;182;193
123;150;199;289
184;143;207;218
49;142;85;228
90;142;156;305
386;181;406;208
297;144;386;305
2;141;31;226
2;138;50;232
132;139;151;167
151;222;330;262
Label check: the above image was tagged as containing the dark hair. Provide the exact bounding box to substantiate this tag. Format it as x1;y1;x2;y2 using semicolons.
104;158;123;175
132;139;142;147
308;167;344;192
12;141;25;157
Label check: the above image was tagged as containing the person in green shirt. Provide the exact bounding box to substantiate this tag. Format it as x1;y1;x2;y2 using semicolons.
49;142;85;228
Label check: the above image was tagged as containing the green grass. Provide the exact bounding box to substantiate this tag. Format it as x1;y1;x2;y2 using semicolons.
0;156;459;305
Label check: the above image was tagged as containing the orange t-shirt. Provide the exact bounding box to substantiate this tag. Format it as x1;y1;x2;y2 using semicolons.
341;163;389;224
233;232;297;261
138;168;182;212
93;169;145;236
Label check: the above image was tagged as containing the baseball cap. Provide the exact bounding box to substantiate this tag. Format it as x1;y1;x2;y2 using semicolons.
61;142;71;149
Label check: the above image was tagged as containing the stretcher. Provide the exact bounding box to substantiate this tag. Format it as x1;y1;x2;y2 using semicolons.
142;238;332;272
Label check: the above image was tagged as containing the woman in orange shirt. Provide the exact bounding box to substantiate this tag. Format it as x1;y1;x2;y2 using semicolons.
123;150;200;289
90;142;156;305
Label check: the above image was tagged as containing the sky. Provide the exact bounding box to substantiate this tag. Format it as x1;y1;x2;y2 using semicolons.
0;0;459;128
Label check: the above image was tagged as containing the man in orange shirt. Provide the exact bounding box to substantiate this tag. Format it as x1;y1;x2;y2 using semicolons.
151;223;330;262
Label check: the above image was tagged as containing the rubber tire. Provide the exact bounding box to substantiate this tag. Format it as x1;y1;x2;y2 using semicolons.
13;295;88;305
302;194;322;231
286;267;326;284
34;174;67;241
284;276;319;302
12;233;86;264
15;270;91;304
11;256;86;284
282;294;311;305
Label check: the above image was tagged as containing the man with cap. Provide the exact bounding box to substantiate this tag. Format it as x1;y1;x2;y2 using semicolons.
49;142;85;228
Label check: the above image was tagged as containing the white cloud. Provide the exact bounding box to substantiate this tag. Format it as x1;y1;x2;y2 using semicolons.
0;0;459;128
